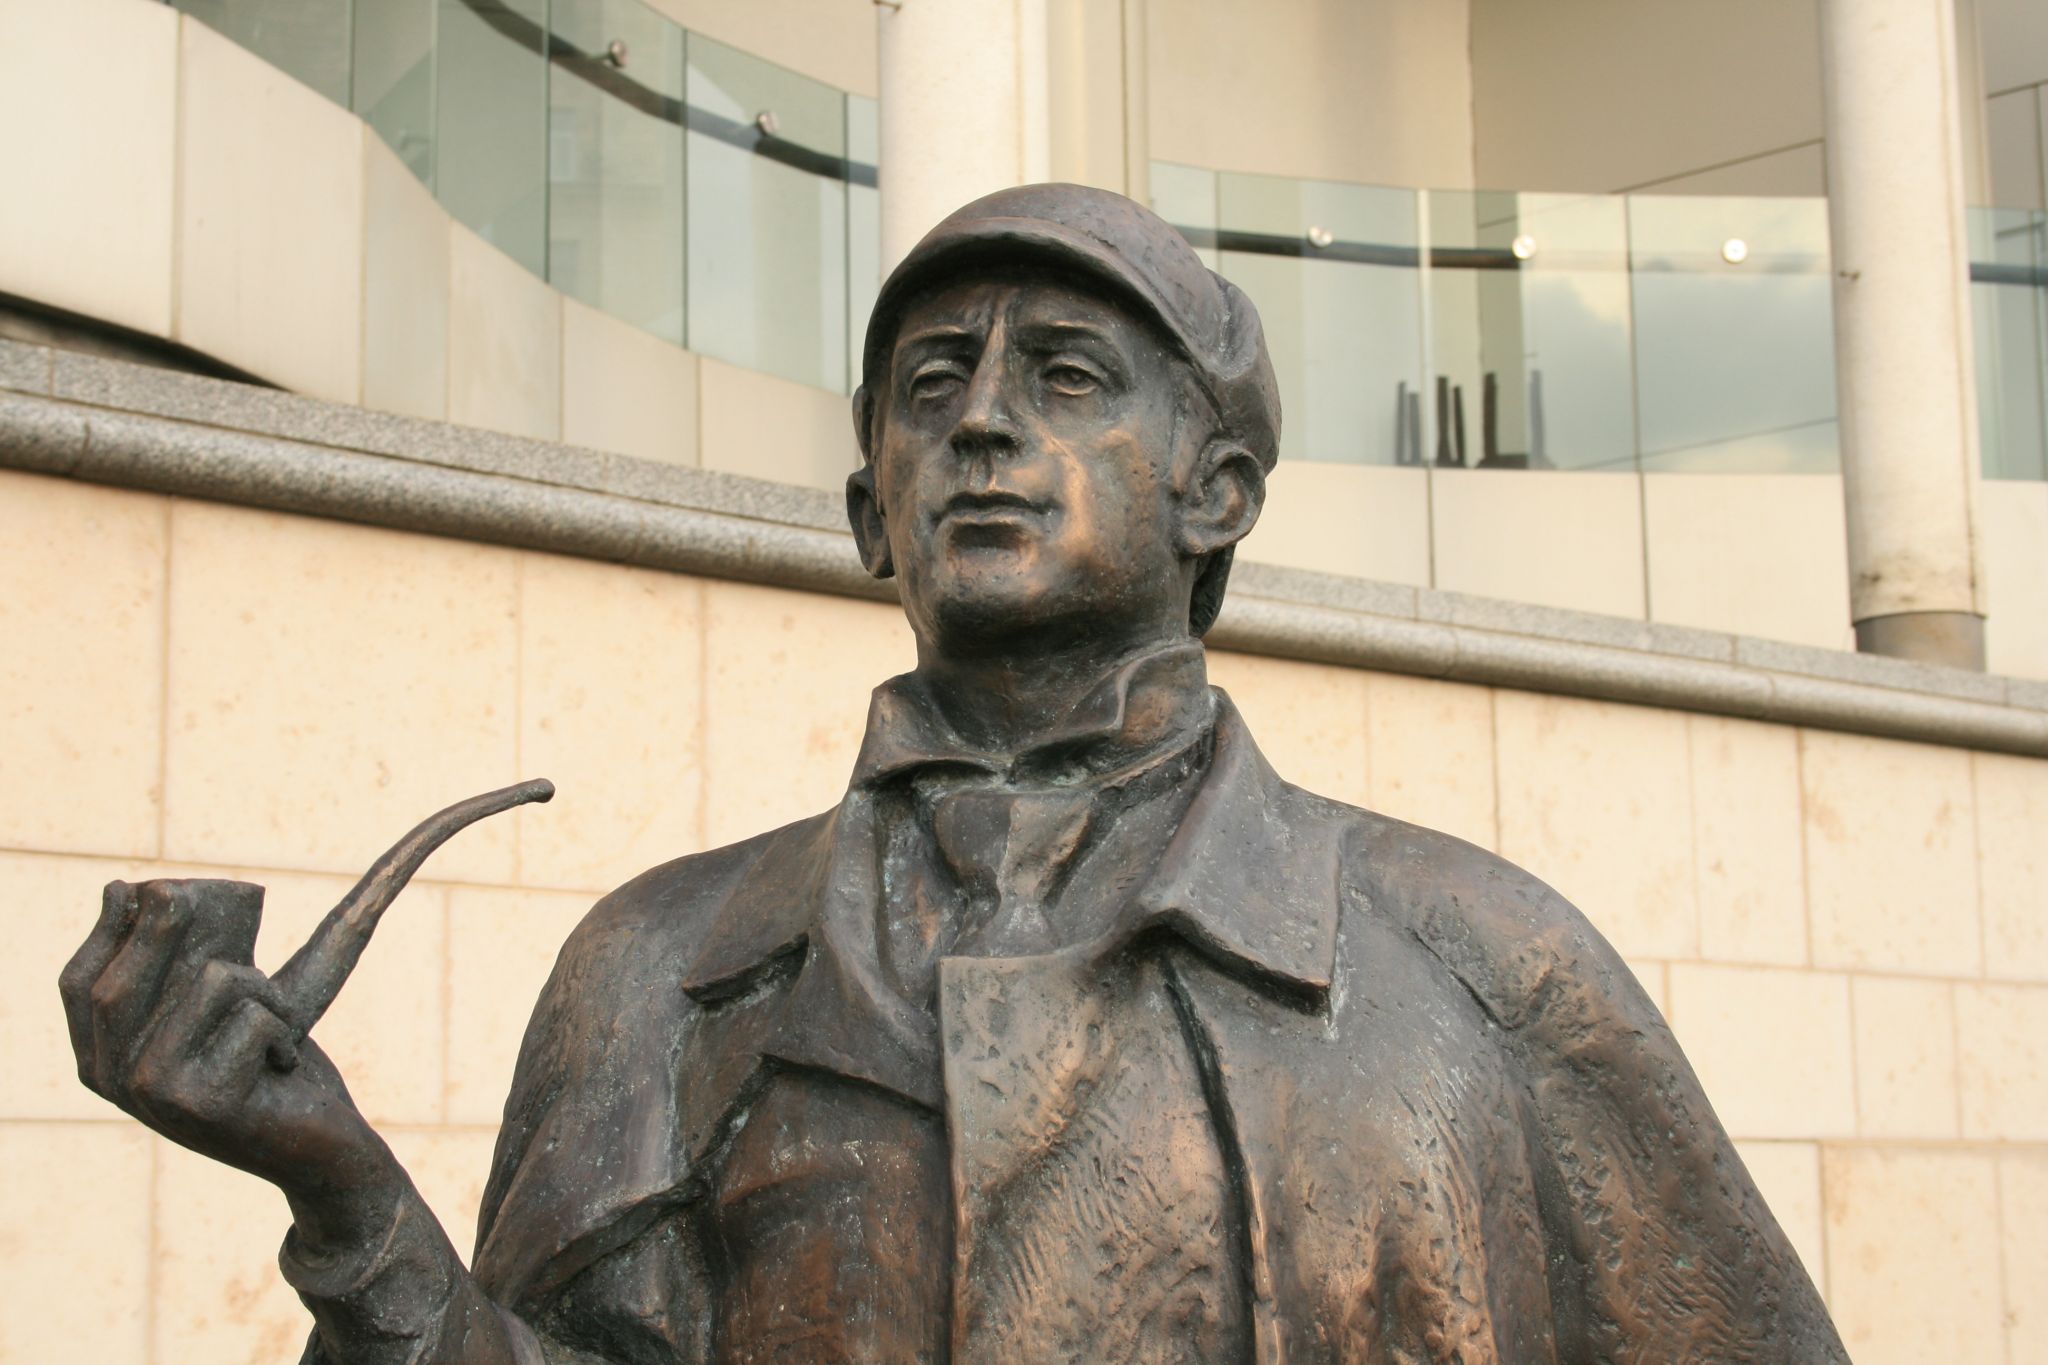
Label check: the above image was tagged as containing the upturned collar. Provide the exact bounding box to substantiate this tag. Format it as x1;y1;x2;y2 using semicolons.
851;640;1215;789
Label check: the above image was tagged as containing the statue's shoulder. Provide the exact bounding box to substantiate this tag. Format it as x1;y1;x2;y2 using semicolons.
1328;799;1653;1038
554;807;838;979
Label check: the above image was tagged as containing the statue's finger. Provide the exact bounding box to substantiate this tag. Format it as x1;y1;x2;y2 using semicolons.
128;961;289;1133
87;879;263;1101
60;881;141;1079
272;778;554;1031
87;881;203;1096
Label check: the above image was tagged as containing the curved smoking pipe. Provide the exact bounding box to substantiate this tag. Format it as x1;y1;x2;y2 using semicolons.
272;778;555;1034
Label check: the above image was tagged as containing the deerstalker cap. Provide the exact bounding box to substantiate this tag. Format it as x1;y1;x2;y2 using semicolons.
859;183;1281;469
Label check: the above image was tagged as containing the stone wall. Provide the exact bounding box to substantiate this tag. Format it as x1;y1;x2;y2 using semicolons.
4;466;2043;1363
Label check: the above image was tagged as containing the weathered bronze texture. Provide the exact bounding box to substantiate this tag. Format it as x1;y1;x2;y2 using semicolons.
61;184;1848;1363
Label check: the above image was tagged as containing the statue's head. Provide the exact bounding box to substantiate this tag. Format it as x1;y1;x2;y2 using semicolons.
850;184;1280;662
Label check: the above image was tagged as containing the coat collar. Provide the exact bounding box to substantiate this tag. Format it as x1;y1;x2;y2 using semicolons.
677;686;1343;1112
851;640;1214;788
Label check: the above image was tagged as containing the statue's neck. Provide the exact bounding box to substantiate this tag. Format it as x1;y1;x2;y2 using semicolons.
911;631;1205;759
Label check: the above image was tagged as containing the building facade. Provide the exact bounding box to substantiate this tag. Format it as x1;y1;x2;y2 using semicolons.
1;1;2045;1362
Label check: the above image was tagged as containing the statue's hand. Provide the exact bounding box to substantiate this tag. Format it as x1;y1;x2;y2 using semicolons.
59;878;396;1204
57;780;553;1247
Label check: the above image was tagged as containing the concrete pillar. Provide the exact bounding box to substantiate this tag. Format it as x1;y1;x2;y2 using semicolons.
1819;0;1988;668
876;0;1049;270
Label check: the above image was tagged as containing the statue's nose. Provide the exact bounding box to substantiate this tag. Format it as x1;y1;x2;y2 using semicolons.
950;360;1021;464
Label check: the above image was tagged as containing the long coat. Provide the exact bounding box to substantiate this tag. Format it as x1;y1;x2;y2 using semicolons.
459;699;1846;1363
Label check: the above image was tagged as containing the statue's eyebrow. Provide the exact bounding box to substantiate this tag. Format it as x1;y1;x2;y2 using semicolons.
892;323;982;367
1011;320;1134;379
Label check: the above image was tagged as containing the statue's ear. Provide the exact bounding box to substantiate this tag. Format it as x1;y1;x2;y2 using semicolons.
847;387;894;579
846;465;894;580
1176;436;1266;561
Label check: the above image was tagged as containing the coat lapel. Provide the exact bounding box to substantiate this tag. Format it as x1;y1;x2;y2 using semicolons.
679;789;944;1122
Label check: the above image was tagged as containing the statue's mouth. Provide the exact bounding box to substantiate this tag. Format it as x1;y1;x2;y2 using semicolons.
941;490;1050;526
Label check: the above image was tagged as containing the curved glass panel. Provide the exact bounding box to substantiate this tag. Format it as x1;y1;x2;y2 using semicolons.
1972;207;2048;482
177;0;353;105
1629;195;1837;474
1214;171;1422;466
686;33;849;391
437;0;550;274
548;0;686;344
353;0;436;186
1432;191;1636;471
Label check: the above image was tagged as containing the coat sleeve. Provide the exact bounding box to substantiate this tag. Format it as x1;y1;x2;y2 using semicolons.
293;836;773;1365
1389;825;1850;1364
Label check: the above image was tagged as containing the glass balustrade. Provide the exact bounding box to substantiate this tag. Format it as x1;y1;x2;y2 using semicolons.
1154;161;2048;482
1973;207;2048;482
175;0;878;395
130;12;2048;474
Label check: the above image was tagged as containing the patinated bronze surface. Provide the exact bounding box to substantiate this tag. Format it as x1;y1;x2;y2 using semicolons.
60;184;1849;1363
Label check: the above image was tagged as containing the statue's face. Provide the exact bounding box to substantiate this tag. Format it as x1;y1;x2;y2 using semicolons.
866;275;1200;659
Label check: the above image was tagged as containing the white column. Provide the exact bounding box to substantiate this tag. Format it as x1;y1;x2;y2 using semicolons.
877;0;1049;271
1819;0;1988;668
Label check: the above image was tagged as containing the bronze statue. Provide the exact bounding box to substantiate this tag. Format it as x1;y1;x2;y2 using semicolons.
61;185;1848;1363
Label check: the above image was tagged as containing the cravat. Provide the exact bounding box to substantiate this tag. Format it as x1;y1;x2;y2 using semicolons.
928;785;1095;960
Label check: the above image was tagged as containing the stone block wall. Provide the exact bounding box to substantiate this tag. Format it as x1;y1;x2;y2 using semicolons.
3;467;2044;1363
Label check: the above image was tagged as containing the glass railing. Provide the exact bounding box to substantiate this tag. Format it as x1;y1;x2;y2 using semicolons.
1973;208;2048;482
1155;162;2048;482
176;0;879;395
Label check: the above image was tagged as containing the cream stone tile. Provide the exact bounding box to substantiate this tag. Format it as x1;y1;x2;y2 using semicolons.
0;472;167;858
387;1126;500;1258
1733;1140;1826;1297
1981;480;2048;680
699;356;861;492
561;299;700;467
1800;729;1980;976
2002;1152;2048;1364
1690;714;1808;965
1955;982;2048;1141
1666;964;1856;1139
1363;673;1498;851
518;554;704;892
154;1137;313;1364
1975;751;2048;982
445;886;595;1126
163;503;521;883
1429;469;1646;619
362;136;450;422
0;1121;151;1363
1643;473;1853;651
1206;651;1369;806
177;19;364;403
702;582;917;847
449;222;563;441
1494;691;1697;958
0;0;177;336
2;850;155;1121
1850;976;1958;1139
1239;463;1431;586
1822;1146;2005;1365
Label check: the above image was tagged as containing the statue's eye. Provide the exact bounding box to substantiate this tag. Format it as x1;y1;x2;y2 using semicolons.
909;364;966;401
1044;363;1100;395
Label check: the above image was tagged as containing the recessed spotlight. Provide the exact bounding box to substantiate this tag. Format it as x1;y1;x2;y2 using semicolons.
1721;237;1750;264
1510;234;1536;260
